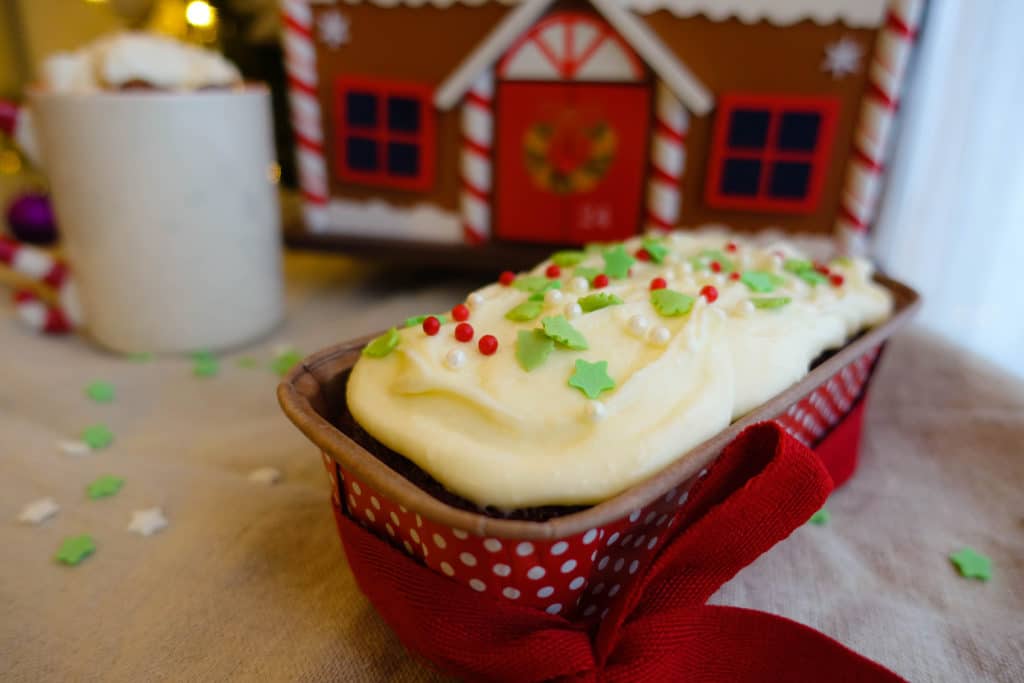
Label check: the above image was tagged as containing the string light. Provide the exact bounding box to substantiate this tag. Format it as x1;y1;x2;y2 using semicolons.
185;0;216;28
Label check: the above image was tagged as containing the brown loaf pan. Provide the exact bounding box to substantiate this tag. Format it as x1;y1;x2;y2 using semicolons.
278;275;920;541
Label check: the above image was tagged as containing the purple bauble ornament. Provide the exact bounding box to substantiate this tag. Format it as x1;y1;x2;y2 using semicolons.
6;192;58;245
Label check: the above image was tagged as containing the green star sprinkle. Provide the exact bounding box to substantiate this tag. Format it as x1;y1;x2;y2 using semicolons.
740;271;785;293
578;292;623;312
551;250;585;267
81;424;114;450
751;297;792;310
236;356;260;369
403;313;448;328
641;237;669;264
191;349;216;363
602;245;635;280
55;535;95;566
541;315;588;350
573;266;603;284
651;289;695;317
691;249;735;273
949;547;992;581
85;381;115;403
505;300;544;322
127;352;154;363
568;359;616;399
193;357;220;378
271;349;304;376
363;328;401;358
87;474;124;500
513;276;561;294
516;329;555;372
808;508;830;525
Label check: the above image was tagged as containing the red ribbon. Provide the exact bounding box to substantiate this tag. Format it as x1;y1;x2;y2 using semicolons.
335;421;904;682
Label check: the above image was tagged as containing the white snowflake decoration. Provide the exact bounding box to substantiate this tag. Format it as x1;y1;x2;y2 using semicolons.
822;38;864;79
318;10;350;50
128;507;169;537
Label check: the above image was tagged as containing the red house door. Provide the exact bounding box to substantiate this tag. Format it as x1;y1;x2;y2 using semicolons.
494;13;650;245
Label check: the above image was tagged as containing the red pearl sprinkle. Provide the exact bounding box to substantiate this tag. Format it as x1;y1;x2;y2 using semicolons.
593;274;609;289
422;316;440;336
725;241;738;253
499;271;515;286
650;277;667;291
729;271;741;281
478;334;498;355
813;262;831;275
700;285;719;303
545;264;561;278
455;322;474;342
710;261;723;273
830;274;845;287
635;248;651;262
451;303;470;322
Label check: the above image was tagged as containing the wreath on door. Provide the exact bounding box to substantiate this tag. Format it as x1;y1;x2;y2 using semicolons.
523;117;617;195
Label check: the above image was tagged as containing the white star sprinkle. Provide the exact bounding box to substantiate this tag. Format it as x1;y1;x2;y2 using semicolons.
18;497;60;524
318;10;350;50
57;440;91;456
128;507;168;537
248;467;282;485
822;38;864;79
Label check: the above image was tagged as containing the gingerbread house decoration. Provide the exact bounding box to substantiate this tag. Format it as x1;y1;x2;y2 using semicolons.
282;0;923;254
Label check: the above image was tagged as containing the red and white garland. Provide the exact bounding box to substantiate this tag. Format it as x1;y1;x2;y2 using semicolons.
0;237;82;334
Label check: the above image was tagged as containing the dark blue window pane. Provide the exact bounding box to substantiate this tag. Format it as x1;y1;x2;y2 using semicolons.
388;97;421;133
387;142;420;177
768;161;812;199
346;137;378;171
777;112;821;152
727;109;770;149
720;158;761;196
346;92;377;128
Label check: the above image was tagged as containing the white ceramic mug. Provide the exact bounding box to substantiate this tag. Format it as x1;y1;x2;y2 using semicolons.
24;86;283;353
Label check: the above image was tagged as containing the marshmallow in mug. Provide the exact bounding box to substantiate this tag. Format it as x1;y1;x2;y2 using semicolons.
42;32;242;93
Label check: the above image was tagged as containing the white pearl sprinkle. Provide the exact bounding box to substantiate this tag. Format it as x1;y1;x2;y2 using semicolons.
649;326;671;346
713;273;726;286
585;401;607;421
681;261;693;274
662;269;676;282
628;314;650;337
737;300;756;316
468;292;485;307
565;302;583;319
444;348;466;369
544;289;564;305
569;276;590;294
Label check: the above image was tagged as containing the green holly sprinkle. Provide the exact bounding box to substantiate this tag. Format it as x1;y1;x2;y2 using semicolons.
541;316;588;350
551;250;585;267
87;475;124;500
363;328;401;358
505;300;544;322
193;357;220;378
55;535;95;566
236;356;260;369
740;271;785;293
573;266;603;284
641;237;669;264
795;269;828;286
568;359;616;399
191;349;216;363
81;424;114;450
85;381;115;403
513;276;561;294
578;292;623;312
651;289;695;317
808;508;831;525
949;547;992;581
751;297;792;310
602;245;635;280
691;249;735;273
403;313;448;328
783;259;814;274
515;329;555;372
271;349;304;376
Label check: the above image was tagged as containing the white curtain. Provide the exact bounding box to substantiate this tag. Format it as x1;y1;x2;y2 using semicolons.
874;0;1024;378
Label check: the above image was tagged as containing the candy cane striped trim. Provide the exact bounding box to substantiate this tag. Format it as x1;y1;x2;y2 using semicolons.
459;71;494;245
836;0;925;248
0;236;82;334
281;0;329;231
645;82;688;233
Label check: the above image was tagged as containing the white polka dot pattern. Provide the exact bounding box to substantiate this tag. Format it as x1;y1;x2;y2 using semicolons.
323;343;882;623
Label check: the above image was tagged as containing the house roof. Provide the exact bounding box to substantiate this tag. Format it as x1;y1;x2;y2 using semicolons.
322;0;890;28
433;0;715;115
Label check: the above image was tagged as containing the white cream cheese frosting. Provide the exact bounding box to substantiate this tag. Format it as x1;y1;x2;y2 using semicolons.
41;32;242;93
347;232;892;509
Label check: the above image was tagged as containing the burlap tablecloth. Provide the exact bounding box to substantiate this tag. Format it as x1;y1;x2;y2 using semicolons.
2;253;1022;682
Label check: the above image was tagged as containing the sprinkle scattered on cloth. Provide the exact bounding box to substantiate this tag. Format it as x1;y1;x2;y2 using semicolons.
81;424;114;450
949;547;992;581
84;381;115;403
87;475;124;500
58;439;92;456
128;507;168;537
808;508;831;525
271;349;304;377
193;356;220;378
17;497;60;524
236;356;260;369
55;535;95;566
127;352;154;363
248;467;282;485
